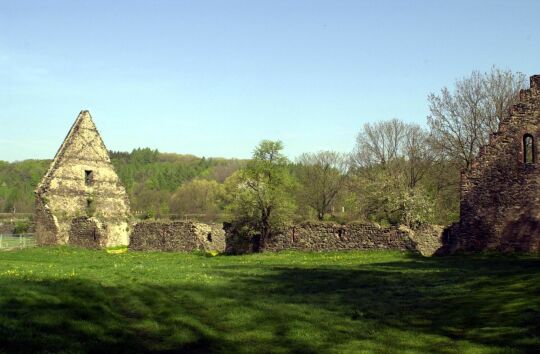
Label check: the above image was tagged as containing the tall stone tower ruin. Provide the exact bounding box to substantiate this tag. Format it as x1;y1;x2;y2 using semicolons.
454;75;540;253
35;110;131;248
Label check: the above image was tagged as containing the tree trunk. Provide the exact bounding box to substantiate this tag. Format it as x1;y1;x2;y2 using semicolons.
259;224;269;251
259;211;270;252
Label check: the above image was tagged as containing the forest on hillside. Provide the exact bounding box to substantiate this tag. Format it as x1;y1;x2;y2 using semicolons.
0;150;245;218
0;67;527;230
0;146;458;226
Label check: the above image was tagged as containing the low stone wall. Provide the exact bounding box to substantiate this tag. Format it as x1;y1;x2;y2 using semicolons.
226;222;443;256
129;220;225;252
406;224;445;256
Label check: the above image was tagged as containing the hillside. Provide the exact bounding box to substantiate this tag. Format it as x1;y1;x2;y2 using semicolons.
0;148;244;215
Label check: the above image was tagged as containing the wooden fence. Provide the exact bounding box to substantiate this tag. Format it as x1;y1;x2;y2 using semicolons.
0;213;33;221
0;234;36;250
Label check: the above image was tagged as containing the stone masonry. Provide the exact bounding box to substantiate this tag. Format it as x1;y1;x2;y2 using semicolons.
226;221;443;256
454;75;540;253
35;111;131;248
129;220;225;252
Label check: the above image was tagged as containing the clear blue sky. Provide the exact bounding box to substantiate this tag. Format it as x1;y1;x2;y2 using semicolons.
1;0;539;162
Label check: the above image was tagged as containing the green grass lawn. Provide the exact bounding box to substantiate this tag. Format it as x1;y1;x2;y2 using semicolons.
0;248;538;353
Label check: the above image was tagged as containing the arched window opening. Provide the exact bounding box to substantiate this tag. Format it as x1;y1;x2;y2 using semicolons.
524;134;535;164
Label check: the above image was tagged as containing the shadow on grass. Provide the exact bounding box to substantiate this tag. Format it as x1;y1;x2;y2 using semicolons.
0;253;538;353
213;255;540;352
0;277;232;353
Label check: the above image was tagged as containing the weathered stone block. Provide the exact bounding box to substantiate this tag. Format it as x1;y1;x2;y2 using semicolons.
129;220;225;252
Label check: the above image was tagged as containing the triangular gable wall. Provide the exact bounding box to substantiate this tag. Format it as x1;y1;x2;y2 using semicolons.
35;110;131;248
37;110;111;193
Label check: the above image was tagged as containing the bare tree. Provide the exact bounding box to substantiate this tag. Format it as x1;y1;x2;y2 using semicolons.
483;67;528;132
209;159;245;183
427;67;526;169
169;179;223;221
296;151;350;220
353;119;432;188
404;125;433;188
353;118;406;168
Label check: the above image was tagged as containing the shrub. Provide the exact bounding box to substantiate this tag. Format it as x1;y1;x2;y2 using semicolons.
13;220;30;234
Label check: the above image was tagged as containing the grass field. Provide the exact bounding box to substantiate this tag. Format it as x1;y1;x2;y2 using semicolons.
0;248;538;353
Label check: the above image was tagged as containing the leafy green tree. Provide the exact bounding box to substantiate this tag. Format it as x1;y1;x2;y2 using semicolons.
387;187;434;228
0;159;49;212
224;140;297;250
350;166;434;228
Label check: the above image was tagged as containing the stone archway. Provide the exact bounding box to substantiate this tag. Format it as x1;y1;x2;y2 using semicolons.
68;217;103;249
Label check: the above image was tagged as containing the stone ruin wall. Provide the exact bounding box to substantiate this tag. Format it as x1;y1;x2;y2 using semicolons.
35;111;131;248
0;221;15;234
129;220;226;252
456;75;540;253
34;198;59;244
225;221;443;256
37;156;131;247
127;220;441;255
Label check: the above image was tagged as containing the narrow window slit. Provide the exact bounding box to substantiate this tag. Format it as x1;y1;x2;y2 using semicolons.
524;134;535;164
85;170;94;186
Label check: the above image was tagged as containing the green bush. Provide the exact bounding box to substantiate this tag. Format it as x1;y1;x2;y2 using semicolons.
13;220;31;234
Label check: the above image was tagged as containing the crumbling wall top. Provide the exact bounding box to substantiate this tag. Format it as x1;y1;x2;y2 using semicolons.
531;75;540;91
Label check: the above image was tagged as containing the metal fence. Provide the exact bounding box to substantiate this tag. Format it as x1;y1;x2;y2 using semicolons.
0;234;36;250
